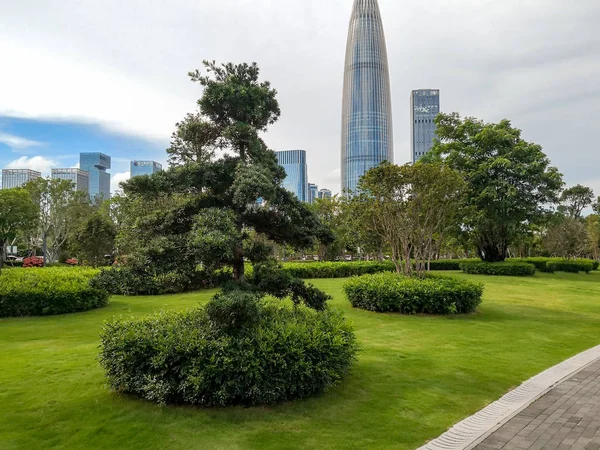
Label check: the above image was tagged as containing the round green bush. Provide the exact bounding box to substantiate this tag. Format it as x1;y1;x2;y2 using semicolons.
343;272;483;315
460;261;536;276
99;291;358;406
0;267;109;317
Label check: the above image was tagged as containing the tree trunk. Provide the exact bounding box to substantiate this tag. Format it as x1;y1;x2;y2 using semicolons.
232;239;245;282
42;233;48;267
0;239;5;275
477;242;507;262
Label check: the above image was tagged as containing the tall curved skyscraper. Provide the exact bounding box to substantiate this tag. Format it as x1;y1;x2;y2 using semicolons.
341;0;393;194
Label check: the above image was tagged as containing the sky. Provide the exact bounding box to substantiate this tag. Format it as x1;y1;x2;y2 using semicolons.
1;0;599;195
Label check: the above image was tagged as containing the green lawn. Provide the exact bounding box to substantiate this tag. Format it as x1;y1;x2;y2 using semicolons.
1;272;600;449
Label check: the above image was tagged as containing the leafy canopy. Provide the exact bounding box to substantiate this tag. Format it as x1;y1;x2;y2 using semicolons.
428;112;563;262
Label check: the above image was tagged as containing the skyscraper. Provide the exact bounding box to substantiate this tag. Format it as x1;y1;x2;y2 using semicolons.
80;153;111;200
51;168;89;193
410;89;440;162
341;0;394;194
308;183;319;204
130;160;163;178
318;189;332;200
275;150;308;202
1;169;41;189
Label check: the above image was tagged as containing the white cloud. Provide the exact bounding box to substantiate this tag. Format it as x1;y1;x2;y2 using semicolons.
71;162;80;169
0;132;43;149
111;171;130;194
6;156;57;175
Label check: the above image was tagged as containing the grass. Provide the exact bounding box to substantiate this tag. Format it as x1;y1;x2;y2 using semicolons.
1;271;600;449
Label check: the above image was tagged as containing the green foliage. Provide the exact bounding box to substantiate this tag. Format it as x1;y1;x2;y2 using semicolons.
90;264;213;296
544;217;590;259
510;257;556;272
99;292;358;406
344;272;483;315
72;212;116;267
0;267;109;317
429;113;563;262
546;260;594;274
460;261;536;276
559;184;595;218
356;162;466;276
0;188;38;272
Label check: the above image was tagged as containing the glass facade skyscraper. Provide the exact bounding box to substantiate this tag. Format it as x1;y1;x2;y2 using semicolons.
1;169;41;189
318;189;332;200
51;168;89;193
308;183;319;204
275;150;308;202
80;153;111;200
410;89;440;162
341;0;393;194
130;160;163;177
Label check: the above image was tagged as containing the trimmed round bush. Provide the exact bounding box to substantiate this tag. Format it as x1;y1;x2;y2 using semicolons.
343;272;483;315
546;260;594;274
0;267;109;317
460;261;536;276
99;291;358;406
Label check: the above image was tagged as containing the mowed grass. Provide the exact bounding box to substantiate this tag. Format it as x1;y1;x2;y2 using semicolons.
1;272;600;450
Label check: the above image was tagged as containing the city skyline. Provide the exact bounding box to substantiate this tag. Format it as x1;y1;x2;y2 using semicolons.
341;0;393;194
0;1;597;195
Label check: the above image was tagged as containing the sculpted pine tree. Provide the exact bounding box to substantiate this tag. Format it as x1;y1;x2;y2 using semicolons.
121;61;331;308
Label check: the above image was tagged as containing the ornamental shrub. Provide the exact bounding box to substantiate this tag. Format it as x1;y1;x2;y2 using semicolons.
460;261;536;276
343;272;483;315
546;260;594;274
66;258;79;266
23;256;44;268
0;267;109;317
99;291;358;406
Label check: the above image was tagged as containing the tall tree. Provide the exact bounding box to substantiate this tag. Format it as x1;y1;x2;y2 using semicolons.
357;162;466;276
559;184;595;218
428;113;563;262
119;61;331;309
24;178;85;265
0;188;38;273
593;197;600;216
586;214;600;260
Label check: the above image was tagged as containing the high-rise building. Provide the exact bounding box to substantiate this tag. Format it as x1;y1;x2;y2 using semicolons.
410;89;440;162
80;153;111;200
341;0;394;194
275;150;308;202
1;169;41;189
51;168;89;193
130;160;163;178
308;183;319;204
318;189;332;200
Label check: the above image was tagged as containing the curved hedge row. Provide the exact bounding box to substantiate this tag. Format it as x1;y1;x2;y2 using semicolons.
99;291;358;406
0;267;109;317
460;261;536;276
343;272;483;315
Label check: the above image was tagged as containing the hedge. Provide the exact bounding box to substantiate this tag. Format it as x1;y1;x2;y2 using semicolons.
99;291;358;406
0;267;109;317
546;260;594;274
460;261;536;276
343;272;483;315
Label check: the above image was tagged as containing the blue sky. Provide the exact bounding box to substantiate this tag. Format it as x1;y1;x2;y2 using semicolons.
0;118;167;191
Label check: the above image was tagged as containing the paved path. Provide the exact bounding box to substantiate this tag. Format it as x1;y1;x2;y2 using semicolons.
475;359;600;450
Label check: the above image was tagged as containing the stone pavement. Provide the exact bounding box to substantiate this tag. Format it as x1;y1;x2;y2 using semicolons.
475;359;600;450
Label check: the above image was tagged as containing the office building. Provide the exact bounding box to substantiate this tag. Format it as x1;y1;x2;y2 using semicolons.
341;0;394;194
130;160;163;177
51;168;89;193
1;169;41;189
275;150;308;202
411;89;440;162
80;153;111;200
308;183;319;204
318;189;332;200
